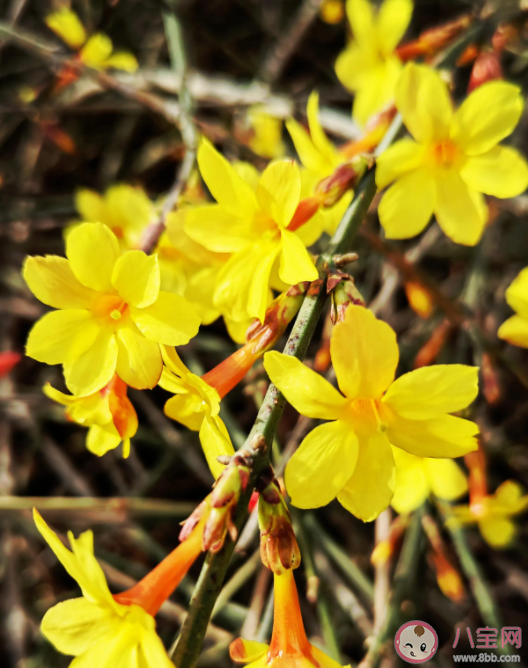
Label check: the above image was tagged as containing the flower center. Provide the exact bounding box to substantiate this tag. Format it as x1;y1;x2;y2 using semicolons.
429;139;461;169
346;398;386;434
92;294;128;324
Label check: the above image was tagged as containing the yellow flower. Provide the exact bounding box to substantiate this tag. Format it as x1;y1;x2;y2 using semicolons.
75;184;155;249
498;267;528;348
376;63;528;246
247;106;286;159
24;222;200;396
185;139;319;324
287;92;353;234
34;508;205;667
335;0;413;126
391;448;468;514
159;346;234;478
230;569;348;668
45;8;138;71
44;375;137;458
451;481;528;548
264;304;479;521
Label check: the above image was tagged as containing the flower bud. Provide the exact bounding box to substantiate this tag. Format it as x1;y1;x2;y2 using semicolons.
315;156;370;208
258;478;301;574
329;272;365;324
468;51;502;93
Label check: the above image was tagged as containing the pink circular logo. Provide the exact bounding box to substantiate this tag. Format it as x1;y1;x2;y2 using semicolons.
394;620;438;664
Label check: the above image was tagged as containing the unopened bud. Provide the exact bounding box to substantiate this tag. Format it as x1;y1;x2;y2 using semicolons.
396;14;472;61
481;352;501;405
405;281;434;319
468;51;502;92
329;272;365;324
315;156;370;208
258;479;301;574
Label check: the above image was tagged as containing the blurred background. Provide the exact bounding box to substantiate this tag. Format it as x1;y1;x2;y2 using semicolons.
0;0;527;666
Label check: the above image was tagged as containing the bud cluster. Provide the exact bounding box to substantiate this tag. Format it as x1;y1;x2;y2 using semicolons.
258;474;301;575
328;271;365;324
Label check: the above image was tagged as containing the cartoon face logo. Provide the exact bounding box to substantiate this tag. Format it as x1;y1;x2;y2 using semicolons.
395;621;438;664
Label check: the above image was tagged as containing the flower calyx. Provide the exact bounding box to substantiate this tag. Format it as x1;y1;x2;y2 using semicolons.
328;271;365;324
315;155;371;208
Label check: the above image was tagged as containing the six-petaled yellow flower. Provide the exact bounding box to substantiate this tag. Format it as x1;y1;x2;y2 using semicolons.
451;481;528;548
335;0;413;126
376;63;528;246
264;305;479;521
230;568;349;668
34;508;206;667
498;267;528;348
46;8;138;71
391;448;468;514
24;222;200;396
185;139;319;324
44;375;137;458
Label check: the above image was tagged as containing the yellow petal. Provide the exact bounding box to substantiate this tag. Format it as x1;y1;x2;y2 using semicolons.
460;146;528;198
375;139;426;189
434;169;487;246
395;63;453;144
86;424;123;456
115;325;162;389
45;9;86;49
80;33;113;68
103;52;138;72
75;188;105;222
279;230;318;285
498;315;528;348
164;392;205;431
23;256;96;310
424;458;468;501
184;204;258;253
66;222;120;292
391;447;430;514
111;251;160;308
337;431;395;522
353;59;401;127
264;351;348;420
64;328;118;396
504;267;528;317
26;310;98;365
197;138;258;217
138;626;175;668
200;415;235;479
257;160;301;228
41;597;118;656
307;91;337;165
346;0;374;47
451;81;523;155
376;0;413;53
285;420;359;509
230;638;269;664
378;168;436;239
382;364;479;419
330;304;398;399
335;44;379;94
493;480;528;515
387;413;478;458
478;517;516;549
247;244;281;323
131;291;200;346
286;118;331;175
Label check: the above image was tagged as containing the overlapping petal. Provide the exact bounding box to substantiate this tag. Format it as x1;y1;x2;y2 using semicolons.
115;325;162;389
434;169;487;246
460;146;528;198
278;230;318;286
330;305;398;399
391;448;430;514
200;415;235;479
185;204;259;253
66;223;120;292
23;256;96;310
26;310;98;365
257;160;301;228
375;139;427;189
111;252;160;308
247;244;281;323
285;420;359;509
424;458;468;501
64;328;118;396
131;291;200;346
377;0;413;54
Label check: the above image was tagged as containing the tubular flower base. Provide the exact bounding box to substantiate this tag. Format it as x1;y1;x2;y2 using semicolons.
33;507;207;667
391;447;468;515
44;375;137;458
24;222;200;397
376;63;528;246
497;267;528;348
450;481;528;549
184;138;318;324
45;8;138;72
230;569;348;667
335;0;413;127
264;304;479;522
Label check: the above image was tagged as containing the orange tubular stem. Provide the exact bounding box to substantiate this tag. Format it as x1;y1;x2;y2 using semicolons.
113;511;206;615
269;569;311;657
288;196;323;232
466;447;488;507
201;343;261;399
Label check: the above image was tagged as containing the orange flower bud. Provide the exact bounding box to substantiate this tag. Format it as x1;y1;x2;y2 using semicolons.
468;51;503;92
481;352;501;404
413;319;453;368
396;14;472;61
405;281;434;319
0;351;21;378
466;448;488;507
